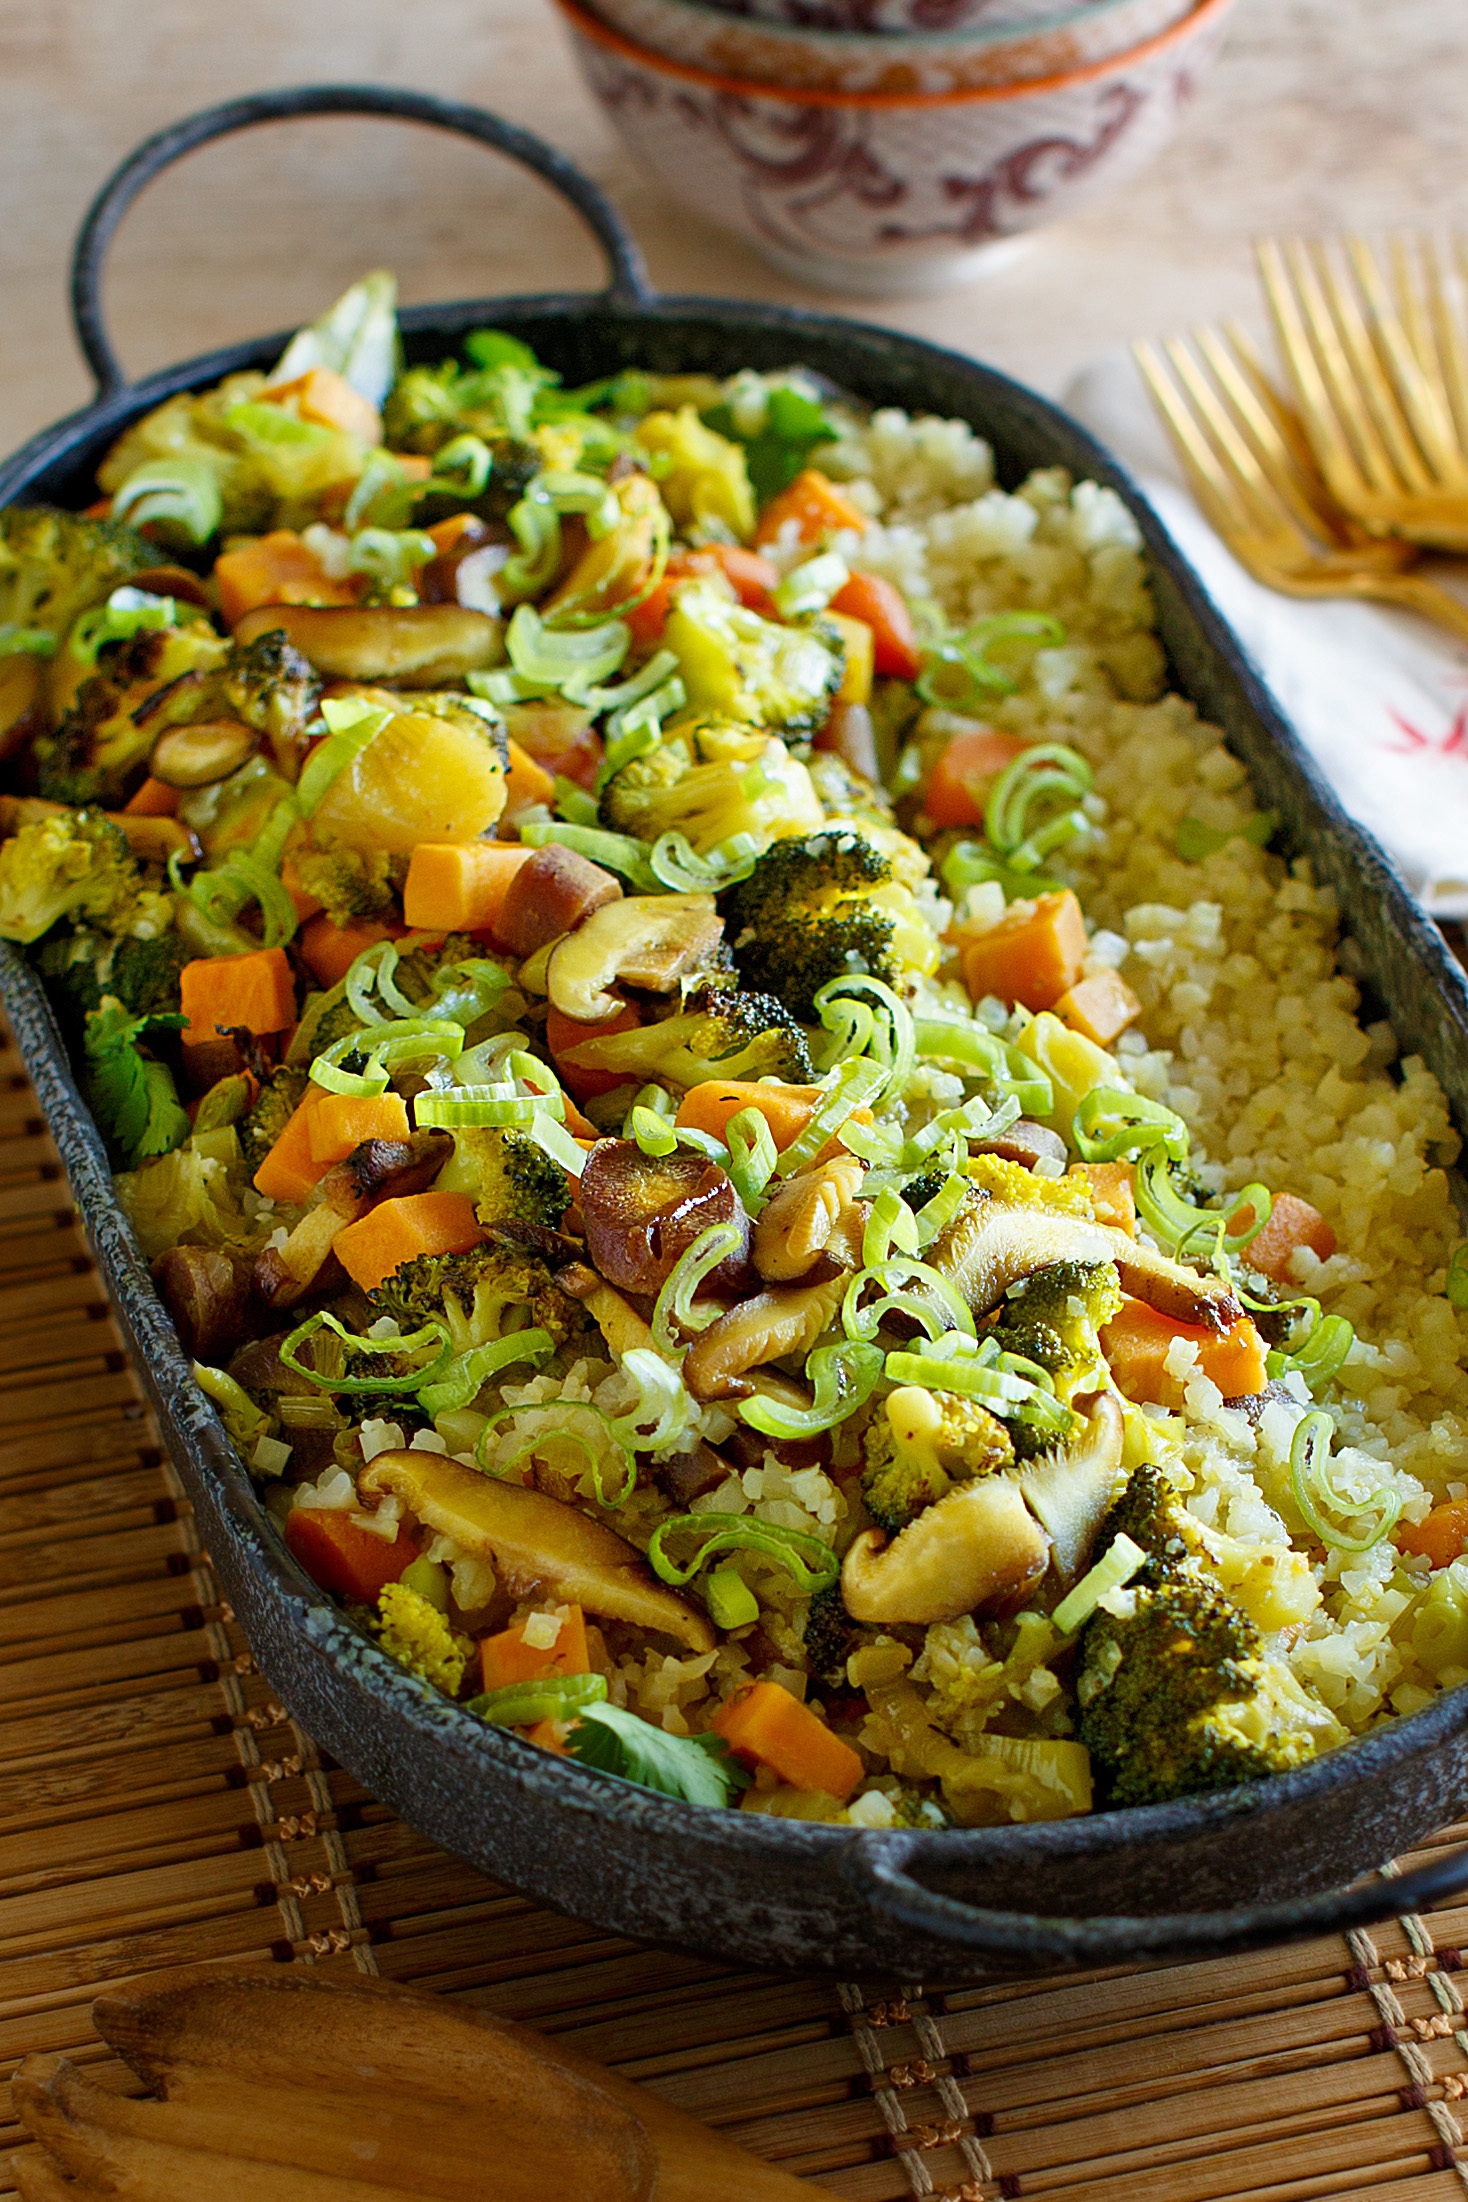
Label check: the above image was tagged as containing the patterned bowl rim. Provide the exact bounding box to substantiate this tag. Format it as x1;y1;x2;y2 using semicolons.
583;0;1196;60
555;0;1232;105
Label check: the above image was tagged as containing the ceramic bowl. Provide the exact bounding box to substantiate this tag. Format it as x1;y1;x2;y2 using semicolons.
588;0;1194;95
686;0;1122;28
555;0;1236;295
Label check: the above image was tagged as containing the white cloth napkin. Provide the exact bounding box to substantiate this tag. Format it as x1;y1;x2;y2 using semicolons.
1063;351;1468;917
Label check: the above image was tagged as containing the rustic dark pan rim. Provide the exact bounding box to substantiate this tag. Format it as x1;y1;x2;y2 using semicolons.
4;82;1468;1972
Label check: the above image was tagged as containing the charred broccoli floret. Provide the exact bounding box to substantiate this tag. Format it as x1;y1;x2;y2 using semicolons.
720;827;908;1022
238;1065;308;1178
900;1168;947;1212
990;1259;1124;1403
0;811;163;946
289;843;394;928
598;719;824;855
371;1237;583;1355
35;925;190;1021
664;579;843;740
1076;1464;1345;1807
803;1583;858;1690
566;984;815;1092
434;1124;572;1235
0;506;151;657
211;629;322;761
35;622;229;806
860;1385;1014;1535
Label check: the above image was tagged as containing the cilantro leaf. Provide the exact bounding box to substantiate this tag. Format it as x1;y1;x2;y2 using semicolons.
704;383;838;503
83;997;189;1168
565;1702;749;1807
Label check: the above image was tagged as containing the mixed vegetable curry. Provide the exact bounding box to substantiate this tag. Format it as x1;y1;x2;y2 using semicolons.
0;271;1442;1828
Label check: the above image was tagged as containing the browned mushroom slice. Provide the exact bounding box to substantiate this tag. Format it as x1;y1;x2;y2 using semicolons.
972;1118;1069;1172
149;718;260;788
654;1442;733;1508
752;1156;865;1284
579;1140;749;1299
1013;1393;1126;1588
927;1193;1240;1333
233;603;503;686
547;895;723;1021
682;1275;846;1403
152;1247;254;1363
495;844;622;959
361;1452;714;1652
841;1476;1051;1626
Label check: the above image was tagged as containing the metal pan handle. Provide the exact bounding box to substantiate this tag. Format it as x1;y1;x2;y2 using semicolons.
71;83;652;397
842;1830;1468;1967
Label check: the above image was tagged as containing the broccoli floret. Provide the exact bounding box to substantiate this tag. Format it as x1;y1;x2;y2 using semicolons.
377;1580;470;1695
1076;1464;1346;1807
433;1124;572;1236
0;810;161;946
598;719;824;855
900;1169;947;1213
803;1583;858;1690
664;579;843;740
570;984;815;1092
0;506;152;655
35;623;229;807
990;1259;1124;1400
371;1236;582;1355
35;925;190;1021
721;827;913;1022
289;843;394;928
239;1065;308;1177
212;629;322;762
860;1384;1014;1535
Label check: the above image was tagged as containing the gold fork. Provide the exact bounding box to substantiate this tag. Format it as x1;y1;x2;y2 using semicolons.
1257;232;1468;549
1134;323;1468;644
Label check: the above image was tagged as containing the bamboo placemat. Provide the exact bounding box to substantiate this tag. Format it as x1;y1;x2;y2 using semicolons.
5;1016;1468;2200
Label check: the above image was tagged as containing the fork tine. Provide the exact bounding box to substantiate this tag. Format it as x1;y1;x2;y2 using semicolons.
1296;237;1420;493
1257;238;1375;504
1162;339;1307;538
1424;233;1468;457
1134;342;1257;543
1191;326;1342;543
1345;233;1460;484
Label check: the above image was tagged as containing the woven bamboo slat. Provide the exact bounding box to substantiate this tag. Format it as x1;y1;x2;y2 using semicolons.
0;1018;1467;2201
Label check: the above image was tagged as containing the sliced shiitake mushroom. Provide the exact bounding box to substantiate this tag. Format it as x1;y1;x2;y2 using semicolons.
682;1275;846;1403
927;1191;1241;1333
842;1475;1051;1627
973;1118;1069;1173
149;718;260;788
1013;1393;1125;1588
577;1140;749;1299
152;1246;254;1363
233;603;504;687
752;1156;865;1284
547;895;723;1022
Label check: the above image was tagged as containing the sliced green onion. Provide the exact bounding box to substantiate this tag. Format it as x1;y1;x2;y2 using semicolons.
775;1059;888;1179
309;1015;465;1095
67;586;180;670
912;1019;1052;1115
631;1104;676;1159
705;1566;759;1629
309;1042;389;1098
527;1111;587;1179
863;1188;919;1269
885;1343;1076;1438
1448;1243;1468;1310
349;527;435;587
1133;1147;1211;1252
901;1090;1020;1169
298;696;393;816
415;1085;560;1128
609;1346;699;1448
431;957;512;1027
725;1107;778;1214
110;455;223;544
578;647;679;717
843;1256;976;1344
912;1170;969;1249
738;1339;884;1441
476;1402;636;1507
418;1326;556;1418
1177;810;1278;861
985;741;1092;857
606;674;685;744
430;433;493;498
556;779;600;826
773;550;848;619
1052;1532;1147;1635
649;829;762;894
506;602;629;695
814;974;915;1099
468;1671;609;1727
917;612;1065;710
500;490;562;597
652;1219;745;1352
1268;1310;1354;1394
648;1513;839;1594
280;1311;453;1396
1290;1409;1400;1552
0;624;57;657
1074;1088;1189;1165
516;817;658;889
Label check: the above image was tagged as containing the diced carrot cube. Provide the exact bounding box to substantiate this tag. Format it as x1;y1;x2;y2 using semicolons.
1238;1191;1338;1284
546;1001;644;1103
307;1091;411;1166
711;1679;863;1802
1399;1502;1468;1569
298;913;408;990
253;1085;330;1205
215;529;360;627
262;367;383;443
754;469;868;550
523;1716;571;1753
1069;1161;1136;1235
924;726;1027;831
823;612;875;706
332;1191;484;1294
959;890;1087;1014
402;841;533;933
503;740;557;820
1055;970;1142;1047
285;1509;415;1603
479;1605;591;1692
122;776;181;818
1101;1297;1268;1409
829;570;922;680
180;947;296;1046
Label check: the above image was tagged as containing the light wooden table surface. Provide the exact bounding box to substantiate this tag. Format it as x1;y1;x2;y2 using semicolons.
0;0;1460;459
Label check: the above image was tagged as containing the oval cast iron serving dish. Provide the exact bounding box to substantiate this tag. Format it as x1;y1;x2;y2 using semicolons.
6;85;1468;1980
